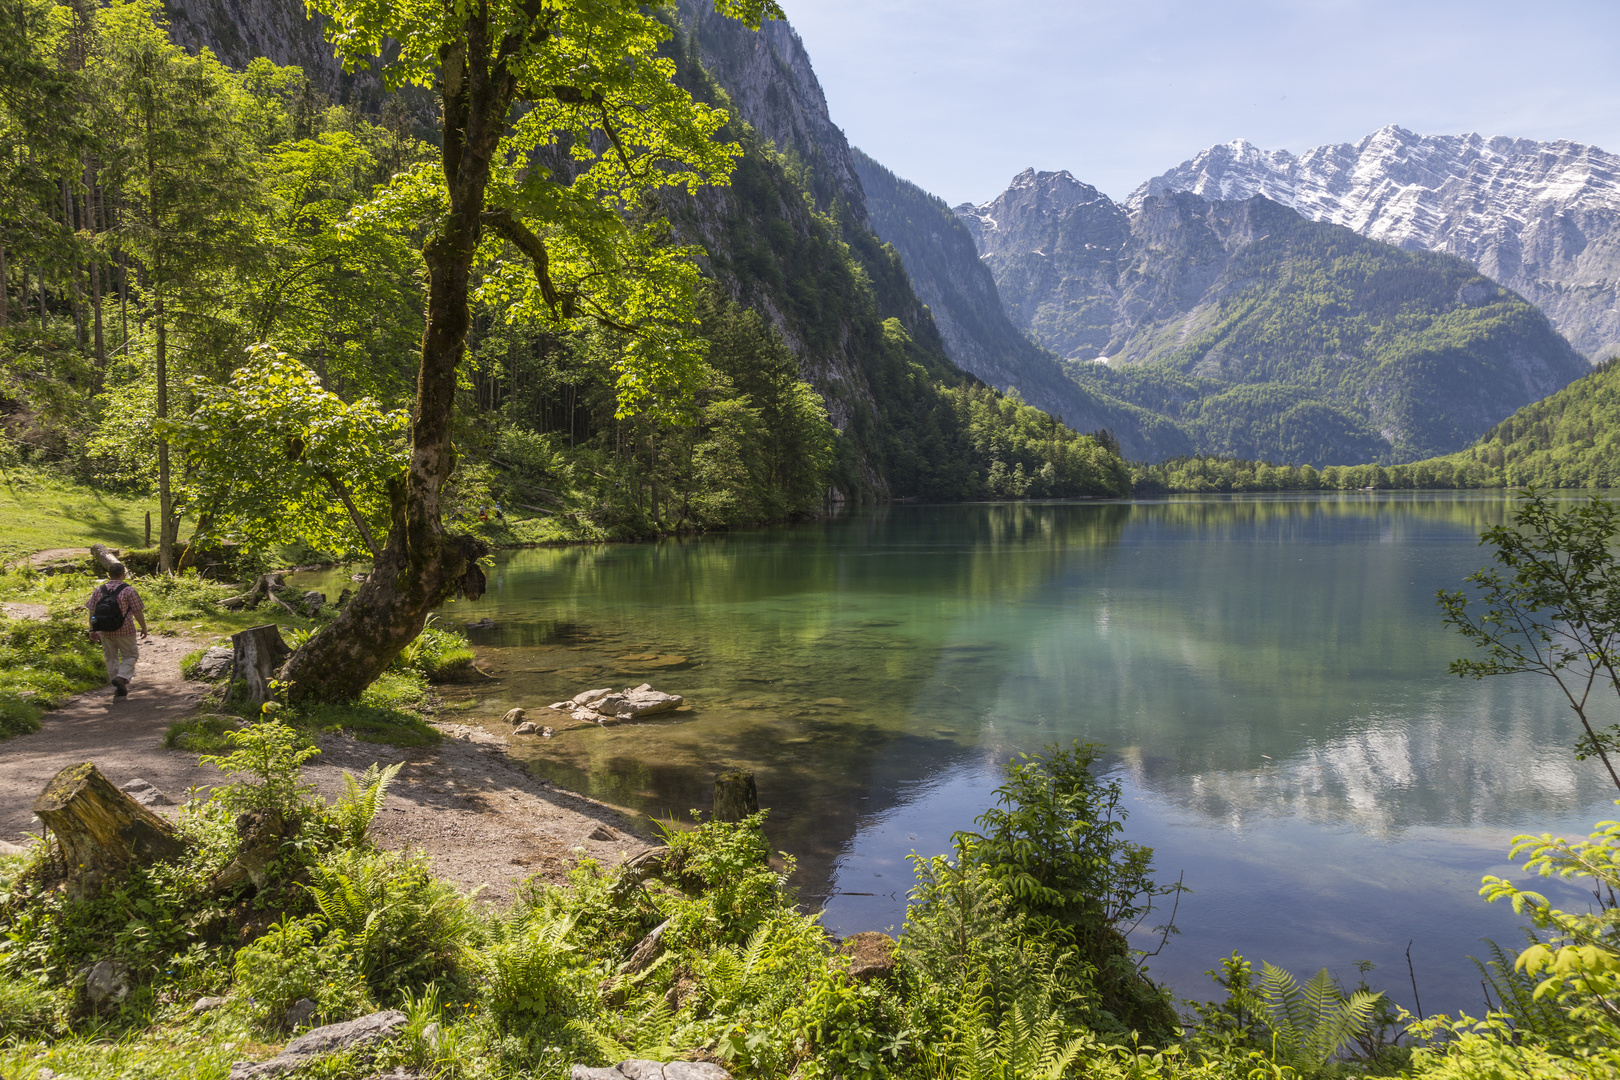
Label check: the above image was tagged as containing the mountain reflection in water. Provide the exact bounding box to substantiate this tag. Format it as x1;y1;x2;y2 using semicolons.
300;492;1617;1015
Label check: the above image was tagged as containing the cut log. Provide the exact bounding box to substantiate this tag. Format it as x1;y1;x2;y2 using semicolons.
90;543;121;575
233;624;292;706
33;763;184;887
713;770;759;823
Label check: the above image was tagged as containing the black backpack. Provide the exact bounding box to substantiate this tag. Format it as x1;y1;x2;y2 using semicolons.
90;582;127;632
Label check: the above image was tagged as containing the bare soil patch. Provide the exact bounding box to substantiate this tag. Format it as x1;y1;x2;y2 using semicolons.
0;635;649;902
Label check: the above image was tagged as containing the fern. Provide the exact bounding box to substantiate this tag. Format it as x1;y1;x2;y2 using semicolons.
1473;933;1579;1047
330;761;402;847
1256;962;1381;1069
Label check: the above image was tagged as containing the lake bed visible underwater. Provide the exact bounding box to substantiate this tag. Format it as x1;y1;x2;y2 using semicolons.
299;493;1619;1014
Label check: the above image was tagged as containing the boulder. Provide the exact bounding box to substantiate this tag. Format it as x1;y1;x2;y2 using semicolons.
119;778;175;807
571;688;615;708
284;997;317;1030
82;959;130;1013
503;708;526;725
229;1009;407;1079
194;646;234;679
300;591;326;614
513;721;539;735
570;1063;731;1080
191;995;228;1016
613;684;682;719
839;931;897;981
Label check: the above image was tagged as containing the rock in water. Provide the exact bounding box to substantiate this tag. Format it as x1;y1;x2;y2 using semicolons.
503;708;526;725
512;721;538;735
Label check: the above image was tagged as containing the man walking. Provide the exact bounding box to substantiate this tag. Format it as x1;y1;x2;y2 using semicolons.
86;563;149;698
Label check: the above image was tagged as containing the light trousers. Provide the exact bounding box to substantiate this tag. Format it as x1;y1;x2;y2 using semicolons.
100;635;139;682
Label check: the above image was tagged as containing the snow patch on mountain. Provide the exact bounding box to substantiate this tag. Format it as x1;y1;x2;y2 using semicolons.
1130;125;1620;361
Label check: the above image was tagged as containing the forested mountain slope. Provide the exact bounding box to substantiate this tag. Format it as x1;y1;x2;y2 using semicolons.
956;170;1588;464
1133;125;1620;363
848;150;1187;460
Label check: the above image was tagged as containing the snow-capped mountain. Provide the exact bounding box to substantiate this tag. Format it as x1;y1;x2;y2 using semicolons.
1130;125;1620;361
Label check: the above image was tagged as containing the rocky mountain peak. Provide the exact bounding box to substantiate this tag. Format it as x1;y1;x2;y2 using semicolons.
1132;125;1620;360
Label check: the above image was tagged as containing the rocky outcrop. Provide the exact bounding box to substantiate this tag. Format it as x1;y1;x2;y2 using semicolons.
852;150;1179;459
675;0;867;223
1132;125;1620;363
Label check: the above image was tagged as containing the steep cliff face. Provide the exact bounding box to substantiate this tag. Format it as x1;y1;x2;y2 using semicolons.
1132;125;1620;362
852;153;1184;458
164;0;350;97
673;0;868;225
956;169;1589;463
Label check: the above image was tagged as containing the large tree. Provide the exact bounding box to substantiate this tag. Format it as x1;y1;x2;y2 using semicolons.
281;0;782;701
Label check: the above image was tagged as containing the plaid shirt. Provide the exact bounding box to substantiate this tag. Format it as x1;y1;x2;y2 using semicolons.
86;581;145;637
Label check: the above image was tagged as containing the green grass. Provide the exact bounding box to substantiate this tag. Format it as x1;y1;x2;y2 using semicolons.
167;668;441;753
0;467;152;565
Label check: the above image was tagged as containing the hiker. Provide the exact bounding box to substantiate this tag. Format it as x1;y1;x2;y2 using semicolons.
86;563;149;698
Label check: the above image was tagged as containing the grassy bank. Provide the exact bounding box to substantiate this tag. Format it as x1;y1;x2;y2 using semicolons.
1;737;1613;1080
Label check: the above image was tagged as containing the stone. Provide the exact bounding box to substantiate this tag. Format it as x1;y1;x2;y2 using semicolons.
513;721;539;735
503;708;527;725
571;1069;623;1080
83;959;131;1013
587;823;618;842
548;701;572;710
229;1009;407;1079
37;1069;56;1080
191;995;228;1015
421;1020;440;1052
465;617;496;630
572;687;615;707
617;1061;668;1080
301;591;326;613
662;1063;732;1080
571;707;603;724
542;726;554;738
839;931;897;981
351;573;369;582
194;646;234;679
585;684;683;722
0;839;34;856
285;997;317;1030
119;778;175;807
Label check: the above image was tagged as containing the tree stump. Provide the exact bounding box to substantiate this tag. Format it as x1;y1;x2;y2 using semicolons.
713;770;759;823
213;809;297;892
233;624;292;706
32;763;184;890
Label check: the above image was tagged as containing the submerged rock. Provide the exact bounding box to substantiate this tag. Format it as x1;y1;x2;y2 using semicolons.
513;721;539;735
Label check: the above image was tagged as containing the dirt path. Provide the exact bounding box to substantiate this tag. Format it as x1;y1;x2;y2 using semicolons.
0;635;648;903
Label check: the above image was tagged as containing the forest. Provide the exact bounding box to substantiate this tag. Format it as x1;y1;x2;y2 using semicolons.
0;0;1129;576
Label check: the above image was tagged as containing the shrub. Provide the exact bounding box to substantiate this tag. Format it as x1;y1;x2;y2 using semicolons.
391;621;475;681
232;915;371;1028
306;848;476;996
198;719;319;816
949;742;1181;1038
0;974;68;1039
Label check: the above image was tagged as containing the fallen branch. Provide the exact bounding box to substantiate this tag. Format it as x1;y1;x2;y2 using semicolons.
220;573;296;614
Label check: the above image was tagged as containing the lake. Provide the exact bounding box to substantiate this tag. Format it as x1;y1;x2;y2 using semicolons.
305;493;1620;1015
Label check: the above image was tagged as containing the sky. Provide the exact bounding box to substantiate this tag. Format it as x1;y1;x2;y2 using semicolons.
781;0;1620;206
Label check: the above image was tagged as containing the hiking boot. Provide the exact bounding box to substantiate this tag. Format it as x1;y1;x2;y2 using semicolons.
112;677;128;697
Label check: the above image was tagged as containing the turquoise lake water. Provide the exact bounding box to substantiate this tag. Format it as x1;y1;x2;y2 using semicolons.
304;492;1620;1013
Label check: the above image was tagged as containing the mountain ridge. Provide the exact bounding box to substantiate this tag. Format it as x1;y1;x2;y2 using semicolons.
954;169;1590;464
1131;124;1620;362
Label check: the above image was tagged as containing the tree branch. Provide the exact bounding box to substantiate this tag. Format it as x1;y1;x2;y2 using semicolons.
481;209;564;313
321;470;382;562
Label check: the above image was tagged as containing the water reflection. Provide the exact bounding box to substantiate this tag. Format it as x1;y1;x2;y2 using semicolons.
292;491;1620;1011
